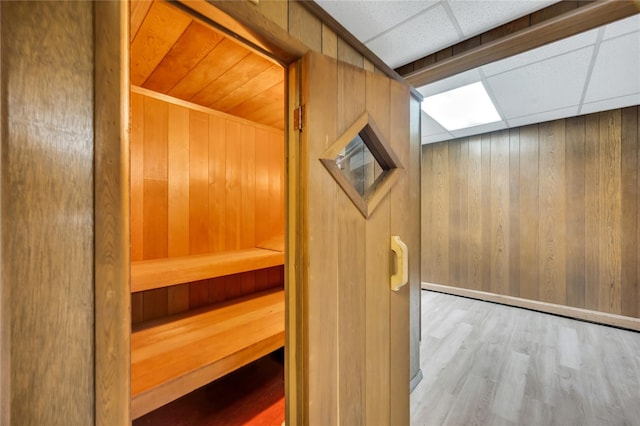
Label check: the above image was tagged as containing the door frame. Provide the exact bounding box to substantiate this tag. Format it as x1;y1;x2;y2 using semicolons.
94;2;307;424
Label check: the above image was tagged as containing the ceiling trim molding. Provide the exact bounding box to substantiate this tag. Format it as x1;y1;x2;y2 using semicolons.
402;0;640;88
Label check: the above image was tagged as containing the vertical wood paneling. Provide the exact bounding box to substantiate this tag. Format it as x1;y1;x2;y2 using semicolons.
209;115;227;252
131;91;284;322
565;116;586;308
255;128;270;245
321;23;338;59
490;130;510;296
225;121;242;251
364;70;390;426
288;1;322;53
241;126;256;248
585;113;600;310
421;146;434;281
519;125;539;301
167;104;190;314
432;143;449;284
168;105;190;257
2;2;95;422
303;52;339;425
481;134;492;292
620;107;638;318
538;120;566;304
458;140;470;288
422;106;640;320
131;92;145;261
448;143;462;286
598;110;622;314
189;111;210;255
509;130;520;297
142;88;169;322
336;56;366;426
268;131;285;239
388;78;411;426
467;136;483;290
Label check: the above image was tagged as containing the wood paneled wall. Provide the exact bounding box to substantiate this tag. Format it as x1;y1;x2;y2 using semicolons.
422;106;640;318
1;1;95;424
130;89;284;323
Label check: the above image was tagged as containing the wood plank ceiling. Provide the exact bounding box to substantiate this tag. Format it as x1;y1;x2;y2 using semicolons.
130;0;285;130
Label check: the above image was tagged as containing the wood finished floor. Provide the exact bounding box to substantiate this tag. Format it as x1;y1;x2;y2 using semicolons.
411;291;640;426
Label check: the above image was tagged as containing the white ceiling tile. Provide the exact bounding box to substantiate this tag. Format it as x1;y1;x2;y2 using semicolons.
448;0;558;38
486;46;593;119
417;68;482;97
583;31;640;104
365;4;461;68
603;14;640;40
507;106;578;128
580;93;640;115
315;0;437;43
421;111;449;136
449;120;507;138
482;28;598;77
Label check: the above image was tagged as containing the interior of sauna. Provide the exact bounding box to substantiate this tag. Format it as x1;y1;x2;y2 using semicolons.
128;1;286;423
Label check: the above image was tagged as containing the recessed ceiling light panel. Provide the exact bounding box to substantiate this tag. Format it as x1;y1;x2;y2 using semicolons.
421;82;502;131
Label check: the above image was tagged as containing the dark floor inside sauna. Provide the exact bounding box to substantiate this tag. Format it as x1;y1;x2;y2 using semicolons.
134;350;285;426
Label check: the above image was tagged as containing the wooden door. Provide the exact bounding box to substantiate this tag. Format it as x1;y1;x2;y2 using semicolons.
287;50;412;425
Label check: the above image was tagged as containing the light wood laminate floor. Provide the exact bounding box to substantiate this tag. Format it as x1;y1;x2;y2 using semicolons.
411;291;640;426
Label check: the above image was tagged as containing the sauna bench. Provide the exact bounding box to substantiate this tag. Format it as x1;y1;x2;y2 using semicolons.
131;288;285;419
131;247;285;293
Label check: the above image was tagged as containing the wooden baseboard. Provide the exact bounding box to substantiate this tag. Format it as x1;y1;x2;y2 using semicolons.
422;283;640;332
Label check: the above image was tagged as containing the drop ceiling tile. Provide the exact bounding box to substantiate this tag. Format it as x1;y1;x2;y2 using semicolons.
580;93;640;115
507;106;578;128
421;111;449;136
448;0;558;38
604;14;640;40
417;68;482;98
486;46;593;119
482;28;598;77
584;31;640;104
315;0;437;43
450;120;507;138
366;4;461;68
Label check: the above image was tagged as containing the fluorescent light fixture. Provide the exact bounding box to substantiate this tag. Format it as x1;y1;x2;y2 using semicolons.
421;82;501;131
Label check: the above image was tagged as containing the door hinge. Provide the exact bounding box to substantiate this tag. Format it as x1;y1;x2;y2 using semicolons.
293;105;305;132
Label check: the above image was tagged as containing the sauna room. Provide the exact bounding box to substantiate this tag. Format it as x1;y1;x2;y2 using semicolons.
129;1;286;423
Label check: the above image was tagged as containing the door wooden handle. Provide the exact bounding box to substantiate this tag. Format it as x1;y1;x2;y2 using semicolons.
391;236;408;291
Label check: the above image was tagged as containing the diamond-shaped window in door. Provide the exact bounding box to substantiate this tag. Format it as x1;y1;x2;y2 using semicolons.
320;112;404;218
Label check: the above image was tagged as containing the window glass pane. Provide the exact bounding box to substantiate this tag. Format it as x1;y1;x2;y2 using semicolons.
335;133;384;196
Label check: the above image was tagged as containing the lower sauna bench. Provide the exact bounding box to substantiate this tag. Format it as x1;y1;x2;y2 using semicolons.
131;289;285;419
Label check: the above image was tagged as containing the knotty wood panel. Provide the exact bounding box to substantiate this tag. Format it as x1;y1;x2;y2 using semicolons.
565;116;586;308
467;136;483;290
2;1;95;423
490;130;510;296
621;107;638;318
538;120;566;305
598;110;622;314
585;113;600;310
519;125;539;301
422;106;640;319
131;90;284;322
